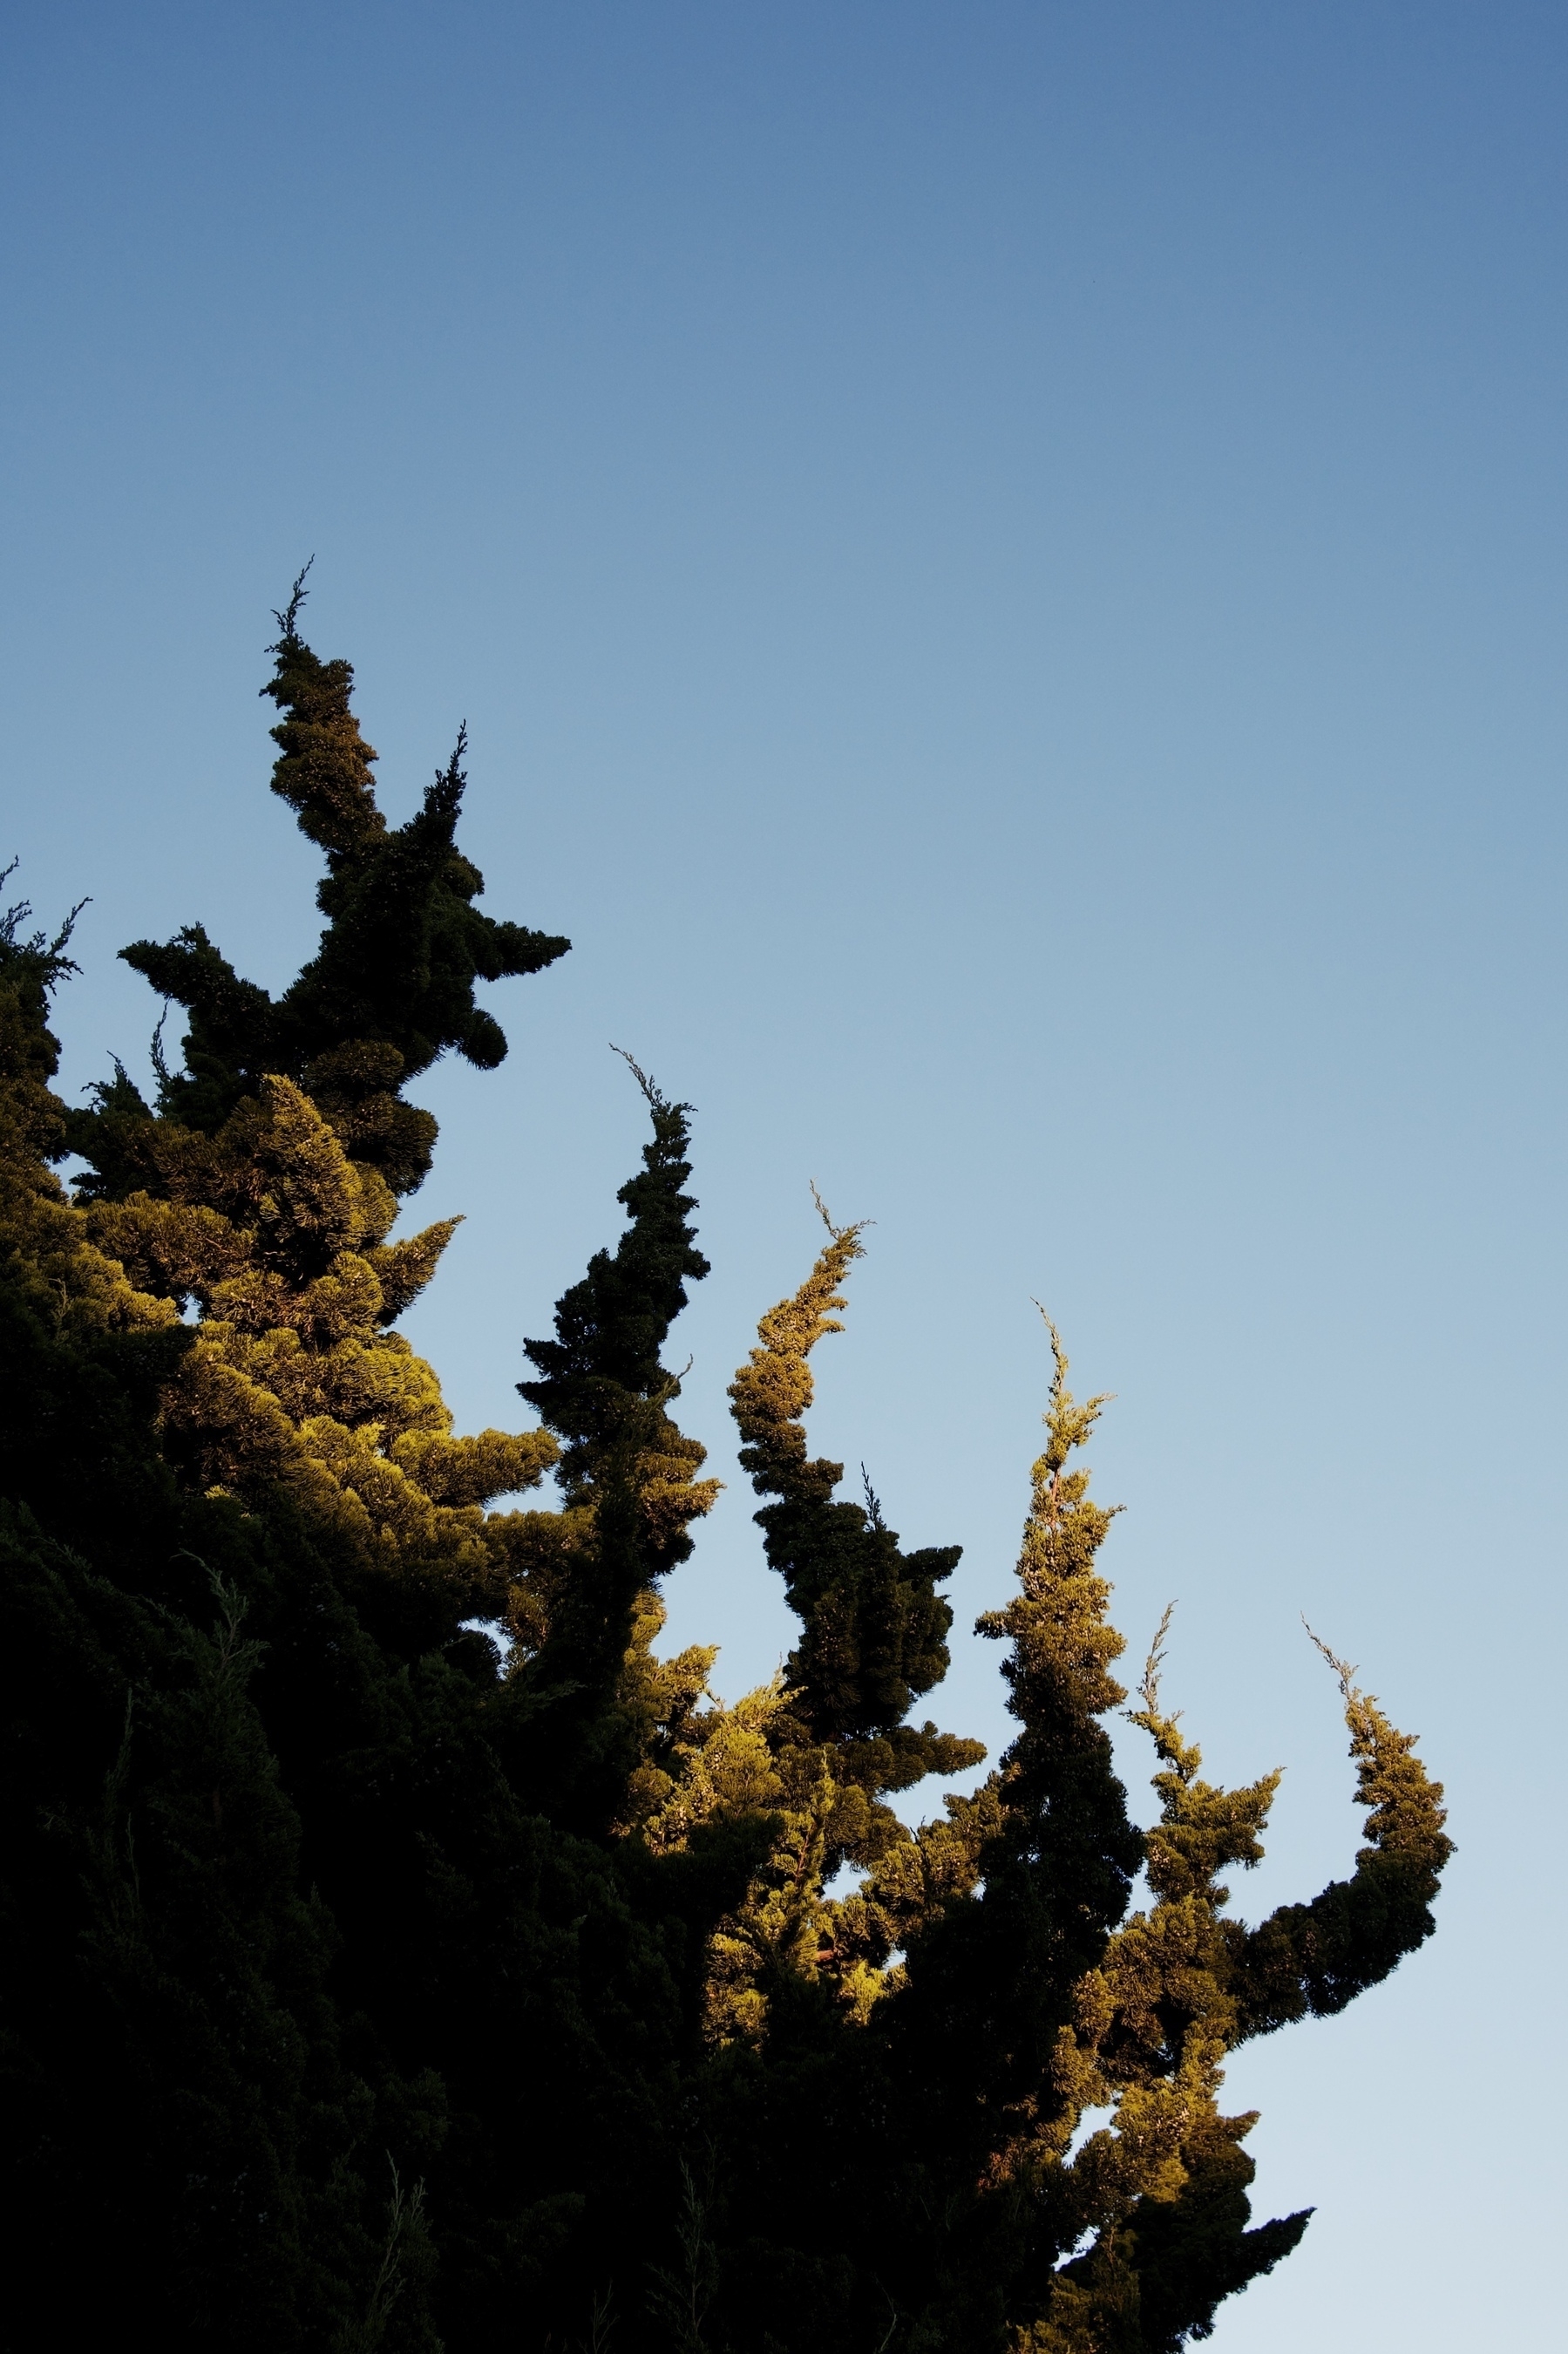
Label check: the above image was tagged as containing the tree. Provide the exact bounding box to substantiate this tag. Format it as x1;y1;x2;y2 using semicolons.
0;594;1451;2352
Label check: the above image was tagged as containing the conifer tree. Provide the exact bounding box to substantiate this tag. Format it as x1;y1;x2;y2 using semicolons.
0;589;1453;2354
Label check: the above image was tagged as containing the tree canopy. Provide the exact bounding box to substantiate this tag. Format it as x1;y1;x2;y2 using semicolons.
0;593;1450;2353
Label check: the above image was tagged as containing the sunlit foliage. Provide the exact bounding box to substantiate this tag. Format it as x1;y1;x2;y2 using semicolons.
0;595;1449;2352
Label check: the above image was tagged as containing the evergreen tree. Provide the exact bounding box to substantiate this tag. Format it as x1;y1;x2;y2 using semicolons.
0;592;1452;2354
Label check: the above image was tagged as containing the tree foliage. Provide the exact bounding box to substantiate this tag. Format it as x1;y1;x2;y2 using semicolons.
0;597;1450;2352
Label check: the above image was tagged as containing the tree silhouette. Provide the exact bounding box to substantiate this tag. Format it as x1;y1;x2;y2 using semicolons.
1;596;1449;2352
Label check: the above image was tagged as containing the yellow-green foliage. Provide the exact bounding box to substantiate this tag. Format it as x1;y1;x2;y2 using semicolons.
727;1205;865;1508
994;1541;1451;2347
85;1072;556;1583
655;1273;1449;2349
974;1316;1127;1731
641;1220;984;2045
3;605;1454;2354
0;895;179;1347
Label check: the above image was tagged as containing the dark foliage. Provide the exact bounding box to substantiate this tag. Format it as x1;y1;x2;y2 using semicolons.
0;603;1450;2354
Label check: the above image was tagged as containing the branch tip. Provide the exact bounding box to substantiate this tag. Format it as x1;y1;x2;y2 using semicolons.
1301;1614;1358;1697
810;1180;871;1242
1139;1600;1178;1715
608;1042;664;1108
1030;1297;1069;1385
271;555;315;640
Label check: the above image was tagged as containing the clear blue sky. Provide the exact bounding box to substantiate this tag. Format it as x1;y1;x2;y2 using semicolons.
4;6;1563;2342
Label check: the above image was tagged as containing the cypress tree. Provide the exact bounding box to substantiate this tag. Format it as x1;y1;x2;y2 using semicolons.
0;591;1453;2354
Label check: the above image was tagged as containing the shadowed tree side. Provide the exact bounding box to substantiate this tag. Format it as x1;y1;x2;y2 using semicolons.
503;1051;722;1829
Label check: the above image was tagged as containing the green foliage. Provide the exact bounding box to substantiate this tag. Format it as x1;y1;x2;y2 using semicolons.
0;601;1451;2353
730;1194;966;1745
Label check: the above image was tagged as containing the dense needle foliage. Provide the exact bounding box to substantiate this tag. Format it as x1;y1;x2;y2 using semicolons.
0;591;1450;2352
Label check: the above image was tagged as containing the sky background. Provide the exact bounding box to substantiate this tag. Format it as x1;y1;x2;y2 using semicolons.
3;4;1562;2342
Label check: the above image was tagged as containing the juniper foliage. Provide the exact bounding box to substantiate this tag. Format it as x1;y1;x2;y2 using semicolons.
0;602;1451;2353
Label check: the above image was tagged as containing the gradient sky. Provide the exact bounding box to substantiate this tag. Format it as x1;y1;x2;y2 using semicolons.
4;6;1564;2344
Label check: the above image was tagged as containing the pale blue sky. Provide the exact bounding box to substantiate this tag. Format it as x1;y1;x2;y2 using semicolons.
4;7;1564;2343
